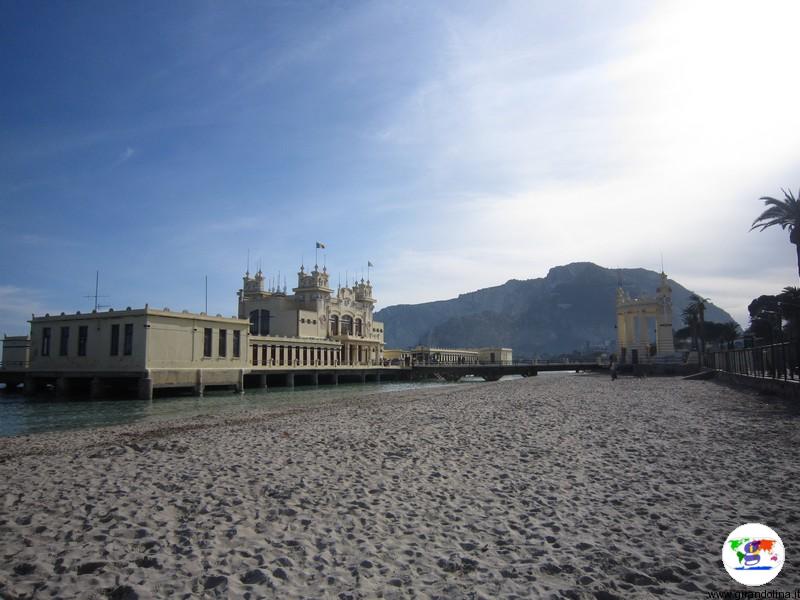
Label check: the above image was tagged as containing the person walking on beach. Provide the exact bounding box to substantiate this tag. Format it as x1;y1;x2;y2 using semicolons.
609;354;618;380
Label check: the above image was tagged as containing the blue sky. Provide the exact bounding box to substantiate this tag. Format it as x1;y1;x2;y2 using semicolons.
2;1;798;335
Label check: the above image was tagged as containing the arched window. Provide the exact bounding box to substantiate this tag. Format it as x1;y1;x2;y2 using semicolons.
330;315;339;335
341;315;353;335
249;309;270;336
355;318;362;336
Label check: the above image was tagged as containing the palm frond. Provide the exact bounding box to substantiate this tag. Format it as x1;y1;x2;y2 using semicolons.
751;189;800;231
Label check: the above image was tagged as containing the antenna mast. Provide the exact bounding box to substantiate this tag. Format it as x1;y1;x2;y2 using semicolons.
84;270;109;311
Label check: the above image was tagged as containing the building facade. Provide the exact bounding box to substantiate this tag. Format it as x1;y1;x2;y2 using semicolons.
477;347;514;365
238;264;385;368
408;346;514;365
1;335;30;369
410;346;480;365
615;272;676;364
25;307;250;398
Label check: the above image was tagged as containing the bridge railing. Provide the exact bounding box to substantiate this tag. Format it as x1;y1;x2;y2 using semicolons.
707;340;799;382
411;360;530;367
0;361;30;370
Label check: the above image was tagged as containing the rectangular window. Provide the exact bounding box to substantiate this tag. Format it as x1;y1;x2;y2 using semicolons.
110;324;120;356
42;327;51;356
123;324;133;356
233;330;240;358
78;326;88;357
203;328;212;357
219;329;227;357
59;326;70;356
252;344;258;365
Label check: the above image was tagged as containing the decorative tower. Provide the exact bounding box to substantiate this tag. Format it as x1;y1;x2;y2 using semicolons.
615;271;676;364
293;264;333;309
655;272;675;354
615;286;629;361
238;268;269;319
243;269;264;294
239;268;267;300
353;278;375;306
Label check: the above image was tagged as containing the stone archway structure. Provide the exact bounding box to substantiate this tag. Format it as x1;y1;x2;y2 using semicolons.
616;272;675;364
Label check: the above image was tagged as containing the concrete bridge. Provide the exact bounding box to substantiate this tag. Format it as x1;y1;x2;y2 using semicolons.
407;362;606;382
0;361;608;397
244;367;404;389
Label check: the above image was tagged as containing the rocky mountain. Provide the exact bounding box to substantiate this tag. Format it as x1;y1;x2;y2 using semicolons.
374;262;736;358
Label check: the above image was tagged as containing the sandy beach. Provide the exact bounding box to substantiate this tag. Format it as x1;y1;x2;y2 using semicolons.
1;374;798;599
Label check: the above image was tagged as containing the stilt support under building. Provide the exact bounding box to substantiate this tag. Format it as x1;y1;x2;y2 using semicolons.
90;377;104;400
23;375;38;397
194;369;204;396
138;377;154;401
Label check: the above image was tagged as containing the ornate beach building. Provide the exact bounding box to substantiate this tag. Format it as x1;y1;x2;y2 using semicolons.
238;263;385;369
615;272;676;364
2;257;387;399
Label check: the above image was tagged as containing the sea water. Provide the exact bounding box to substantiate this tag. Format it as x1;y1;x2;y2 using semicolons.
0;373;554;438
0;381;458;438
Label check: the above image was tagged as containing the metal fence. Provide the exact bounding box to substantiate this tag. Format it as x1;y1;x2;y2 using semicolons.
707;340;799;382
0;361;29;369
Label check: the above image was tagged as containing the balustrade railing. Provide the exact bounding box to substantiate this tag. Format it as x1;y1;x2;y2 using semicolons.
0;361;29;369
707;340;799;382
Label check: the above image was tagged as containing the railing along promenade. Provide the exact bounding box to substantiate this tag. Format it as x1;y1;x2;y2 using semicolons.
707;340;799;382
407;358;605;381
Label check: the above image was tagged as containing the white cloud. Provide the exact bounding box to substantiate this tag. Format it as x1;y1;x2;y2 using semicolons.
7;233;85;248
368;1;800;320
112;146;135;167
0;286;52;337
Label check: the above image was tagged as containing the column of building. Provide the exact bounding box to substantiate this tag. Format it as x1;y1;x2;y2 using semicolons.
639;312;654;360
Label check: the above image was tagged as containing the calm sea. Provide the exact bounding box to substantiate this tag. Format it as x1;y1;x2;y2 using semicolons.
0;372;564;438
0;381;460;438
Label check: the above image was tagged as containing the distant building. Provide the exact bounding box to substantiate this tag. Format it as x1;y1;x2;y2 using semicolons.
9;257;388;399
410;346;479;365
615;272;676;364
383;349;412;367
477;347;513;365
25;307;250;399
238;264;385;368
1;335;30;369
409;346;513;365
3;255;531;396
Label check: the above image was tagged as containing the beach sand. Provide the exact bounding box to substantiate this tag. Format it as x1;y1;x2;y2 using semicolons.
1;374;798;599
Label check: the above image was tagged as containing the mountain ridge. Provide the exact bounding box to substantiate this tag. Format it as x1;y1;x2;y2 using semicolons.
374;262;736;357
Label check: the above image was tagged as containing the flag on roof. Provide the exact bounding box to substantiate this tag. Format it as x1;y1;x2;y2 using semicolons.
368;261;374;267
316;242;325;249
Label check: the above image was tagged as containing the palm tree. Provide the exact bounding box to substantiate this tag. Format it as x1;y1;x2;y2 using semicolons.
718;321;741;349
751;188;800;278
681;306;699;351
778;286;800;339
686;294;709;355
